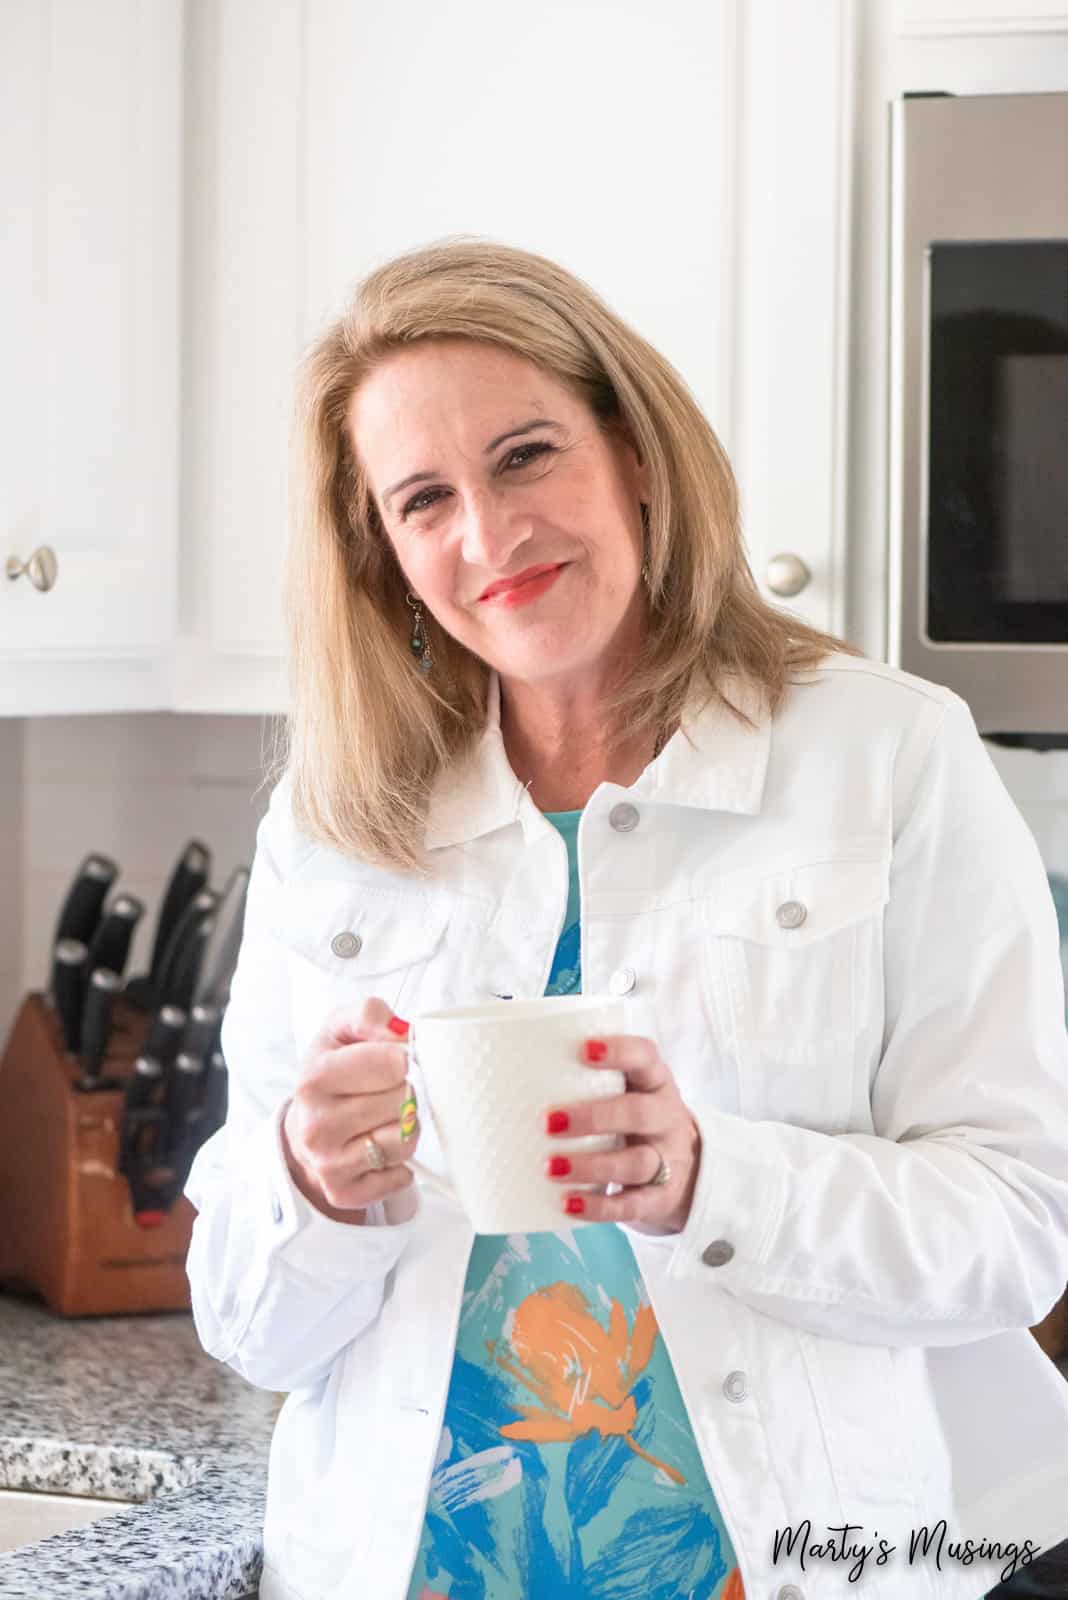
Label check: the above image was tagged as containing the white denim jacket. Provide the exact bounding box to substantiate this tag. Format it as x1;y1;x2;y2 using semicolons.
185;654;1068;1600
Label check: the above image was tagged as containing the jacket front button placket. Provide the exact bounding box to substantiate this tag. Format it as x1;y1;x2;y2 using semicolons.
331;931;362;958
701;1239;735;1267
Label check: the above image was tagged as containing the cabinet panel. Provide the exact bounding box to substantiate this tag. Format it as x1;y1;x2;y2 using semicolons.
0;1;179;705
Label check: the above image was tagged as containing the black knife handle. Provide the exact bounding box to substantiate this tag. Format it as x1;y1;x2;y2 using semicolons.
191;865;250;1010
180;1001;223;1065
151;889;217;1013
142;1004;188;1070
164;1052;207;1151
53;938;89;1054
54;854;118;951
78;968;123;1087
165;915;213;1016
84;894;144;985
148;841;212;988
200;1047;229;1135
121;1054;165;1125
118;1103;166;1178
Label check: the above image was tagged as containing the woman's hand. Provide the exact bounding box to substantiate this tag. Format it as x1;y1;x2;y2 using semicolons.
544;1033;702;1233
280;997;418;1223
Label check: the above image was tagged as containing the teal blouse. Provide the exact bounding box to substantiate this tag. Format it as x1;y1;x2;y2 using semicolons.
406;809;745;1600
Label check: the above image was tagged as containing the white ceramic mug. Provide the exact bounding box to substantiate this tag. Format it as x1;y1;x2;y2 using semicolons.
406;994;626;1233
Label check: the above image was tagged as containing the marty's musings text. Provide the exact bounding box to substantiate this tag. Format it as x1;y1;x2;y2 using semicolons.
771;1520;1040;1584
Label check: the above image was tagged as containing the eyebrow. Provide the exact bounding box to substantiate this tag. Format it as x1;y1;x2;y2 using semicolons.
382;418;565;509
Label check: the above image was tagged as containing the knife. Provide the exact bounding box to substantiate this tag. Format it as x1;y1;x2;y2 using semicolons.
162;912;214;1014
199;1045;228;1136
162;1051;208;1154
149;888;217;1012
84;893;144;988
190;866;250;1010
126;840;212;1011
52;938;89;1053
52;854;118;954
179;1001;223;1064
121;1108;177;1227
142;1004;188;1074
77;968;124;1088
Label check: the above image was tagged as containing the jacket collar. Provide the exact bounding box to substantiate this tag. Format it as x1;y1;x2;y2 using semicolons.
423;667;773;851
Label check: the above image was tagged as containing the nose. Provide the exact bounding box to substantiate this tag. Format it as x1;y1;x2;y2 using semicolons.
457;486;533;574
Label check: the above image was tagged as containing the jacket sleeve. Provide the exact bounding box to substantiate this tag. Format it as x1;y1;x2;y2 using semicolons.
183;773;420;1392
666;688;1068;1348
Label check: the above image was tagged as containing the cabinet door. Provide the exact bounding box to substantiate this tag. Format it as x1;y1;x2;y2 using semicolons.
0;0;180;714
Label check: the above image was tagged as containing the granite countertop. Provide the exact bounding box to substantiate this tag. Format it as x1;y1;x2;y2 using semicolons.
0;1291;282;1600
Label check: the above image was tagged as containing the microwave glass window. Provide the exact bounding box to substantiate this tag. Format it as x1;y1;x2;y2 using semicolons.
926;240;1068;644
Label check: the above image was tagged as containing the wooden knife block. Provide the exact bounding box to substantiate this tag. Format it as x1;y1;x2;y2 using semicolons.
0;991;195;1317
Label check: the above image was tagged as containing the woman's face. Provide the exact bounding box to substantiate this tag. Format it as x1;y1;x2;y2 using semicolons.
348;338;651;691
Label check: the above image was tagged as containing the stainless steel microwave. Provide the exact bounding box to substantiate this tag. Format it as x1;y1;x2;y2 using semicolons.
889;91;1068;749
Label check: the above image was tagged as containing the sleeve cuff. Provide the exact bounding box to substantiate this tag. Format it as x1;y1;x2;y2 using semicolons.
666;1103;788;1282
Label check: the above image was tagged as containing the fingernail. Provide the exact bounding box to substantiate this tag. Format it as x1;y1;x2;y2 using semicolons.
565;1195;586;1216
583;1038;607;1062
546;1110;570;1135
388;1016;410;1037
547;1155;571;1177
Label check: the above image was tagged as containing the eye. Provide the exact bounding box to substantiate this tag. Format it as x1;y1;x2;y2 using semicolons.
399;441;555;520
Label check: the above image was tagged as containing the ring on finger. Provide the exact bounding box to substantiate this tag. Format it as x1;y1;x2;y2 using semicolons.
363;1134;388;1173
646;1145;672;1188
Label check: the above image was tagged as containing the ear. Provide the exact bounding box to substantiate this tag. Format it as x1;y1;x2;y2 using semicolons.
610;417;651;499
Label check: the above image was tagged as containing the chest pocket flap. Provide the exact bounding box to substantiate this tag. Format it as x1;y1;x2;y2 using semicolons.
273;880;450;980
702;854;890;945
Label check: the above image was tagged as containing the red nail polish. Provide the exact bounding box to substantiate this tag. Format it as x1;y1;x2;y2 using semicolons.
546;1110;570;1135
565;1195;586;1215
388;1016;410;1037
583;1038;607;1062
547;1155;572;1177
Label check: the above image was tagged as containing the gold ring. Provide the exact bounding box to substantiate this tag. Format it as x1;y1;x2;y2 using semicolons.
647;1147;671;1187
399;1085;418;1142
363;1135;387;1172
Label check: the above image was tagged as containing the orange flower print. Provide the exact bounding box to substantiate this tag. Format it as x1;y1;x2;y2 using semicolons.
486;1279;686;1485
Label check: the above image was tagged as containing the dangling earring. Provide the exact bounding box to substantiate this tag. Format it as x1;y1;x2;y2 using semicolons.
640;503;651;587
406;591;432;674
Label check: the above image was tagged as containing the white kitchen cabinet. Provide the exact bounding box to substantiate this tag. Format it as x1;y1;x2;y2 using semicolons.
0;0;181;716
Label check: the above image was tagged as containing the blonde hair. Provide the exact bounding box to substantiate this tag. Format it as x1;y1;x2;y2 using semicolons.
271;236;863;879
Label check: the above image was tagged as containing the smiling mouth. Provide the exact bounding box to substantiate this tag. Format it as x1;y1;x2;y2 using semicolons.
478;563;568;602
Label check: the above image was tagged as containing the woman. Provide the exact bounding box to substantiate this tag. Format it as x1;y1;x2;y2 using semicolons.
184;238;1068;1600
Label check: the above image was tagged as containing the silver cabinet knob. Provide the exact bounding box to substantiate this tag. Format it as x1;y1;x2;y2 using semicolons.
6;545;58;592
766;552;811;597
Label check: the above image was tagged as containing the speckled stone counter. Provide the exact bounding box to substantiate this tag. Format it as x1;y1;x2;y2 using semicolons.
0;1290;282;1600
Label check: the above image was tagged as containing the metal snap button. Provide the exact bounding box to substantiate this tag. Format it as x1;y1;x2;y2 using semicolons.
775;1586;804;1600
608;966;636;996
330;931;362;958
722;1369;748;1403
775;900;807;929
271;1193;283;1224
608;802;640;832
701;1239;735;1268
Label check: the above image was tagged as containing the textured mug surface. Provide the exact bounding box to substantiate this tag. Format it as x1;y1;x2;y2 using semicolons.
407;995;626;1233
